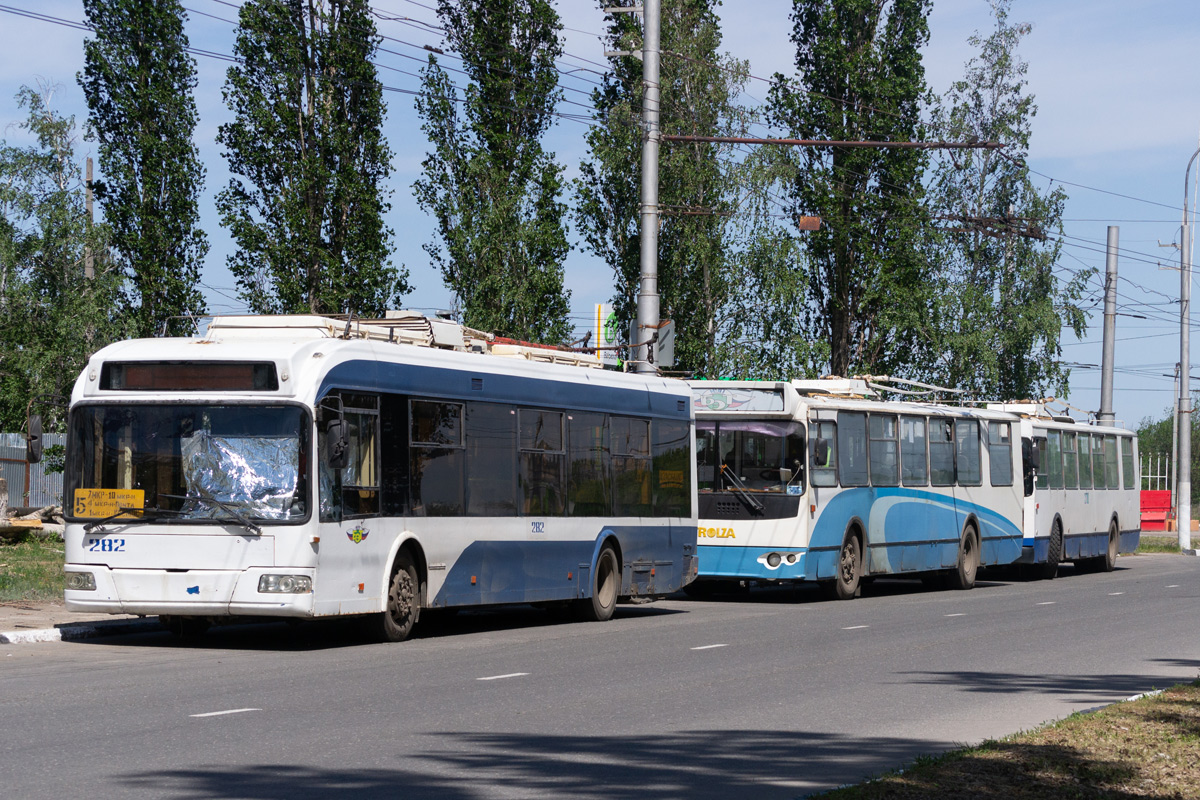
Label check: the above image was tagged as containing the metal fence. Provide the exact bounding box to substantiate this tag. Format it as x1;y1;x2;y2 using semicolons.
1141;452;1171;492
0;433;64;508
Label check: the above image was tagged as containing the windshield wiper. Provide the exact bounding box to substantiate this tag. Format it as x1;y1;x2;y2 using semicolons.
82;506;181;534
720;465;765;514
162;494;263;536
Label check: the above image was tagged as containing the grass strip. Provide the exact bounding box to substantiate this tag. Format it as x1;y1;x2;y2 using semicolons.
814;682;1200;799
0;533;65;603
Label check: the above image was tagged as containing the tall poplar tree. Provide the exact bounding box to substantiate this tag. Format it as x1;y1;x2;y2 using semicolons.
575;0;751;374
218;0;406;317
414;0;571;343
0;87;125;430
79;0;208;338
926;0;1088;400
768;0;935;378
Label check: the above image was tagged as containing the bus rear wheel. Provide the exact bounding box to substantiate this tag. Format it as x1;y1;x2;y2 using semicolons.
949;527;979;591
1102;520;1119;572
578;544;620;622
373;552;420;643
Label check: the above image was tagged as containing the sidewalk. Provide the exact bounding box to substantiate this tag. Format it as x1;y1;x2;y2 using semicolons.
0;600;157;643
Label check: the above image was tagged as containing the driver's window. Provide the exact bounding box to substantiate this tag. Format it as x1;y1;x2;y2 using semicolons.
811;419;837;487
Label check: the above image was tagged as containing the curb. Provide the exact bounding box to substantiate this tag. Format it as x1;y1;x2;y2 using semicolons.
0;618;160;644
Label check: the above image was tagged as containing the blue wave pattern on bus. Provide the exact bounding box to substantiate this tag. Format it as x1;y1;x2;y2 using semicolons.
698;487;1021;581
431;525;688;607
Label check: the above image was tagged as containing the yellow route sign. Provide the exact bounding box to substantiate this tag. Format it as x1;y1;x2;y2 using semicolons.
73;488;145;519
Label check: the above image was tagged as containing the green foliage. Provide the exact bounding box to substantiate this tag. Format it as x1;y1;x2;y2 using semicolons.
414;0;571;343
217;0;407;316
925;0;1088;400
0;86;126;432
767;0;936;379
79;0;208;338
575;0;753;374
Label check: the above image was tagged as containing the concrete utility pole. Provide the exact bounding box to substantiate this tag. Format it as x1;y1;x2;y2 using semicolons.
634;0;661;374
1179;148;1200;551
1098;226;1118;424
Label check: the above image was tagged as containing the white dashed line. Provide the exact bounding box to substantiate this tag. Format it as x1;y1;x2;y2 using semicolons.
691;644;728;651
944;613;966;617
1037;602;1056;606
190;708;261;718
842;625;869;630
1166;585;1180;588
477;672;529;682
1108;592;1125;596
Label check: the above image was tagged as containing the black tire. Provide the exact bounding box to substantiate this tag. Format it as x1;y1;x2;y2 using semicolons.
1102;519;1119;572
159;615;210;638
822;532;862;601
1037;521;1062;580
578;543;620;622
948;526;979;591
372;551;421;643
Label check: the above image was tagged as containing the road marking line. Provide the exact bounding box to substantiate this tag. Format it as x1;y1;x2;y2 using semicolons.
1166;584;1180;588
477;672;529;681
1037;602;1055;606
1108;592;1125;596
691;644;728;651
842;625;869;630
189;708;261;718
944;613;966;617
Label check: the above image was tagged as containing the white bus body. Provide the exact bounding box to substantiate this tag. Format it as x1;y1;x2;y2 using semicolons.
62;314;697;639
690;380;1024;598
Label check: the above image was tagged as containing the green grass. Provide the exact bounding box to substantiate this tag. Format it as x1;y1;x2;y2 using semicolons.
1137;534;1182;554
813;682;1200;799
0;533;65;603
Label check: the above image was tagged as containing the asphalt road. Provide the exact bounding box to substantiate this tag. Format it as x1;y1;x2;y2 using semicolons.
3;553;1198;800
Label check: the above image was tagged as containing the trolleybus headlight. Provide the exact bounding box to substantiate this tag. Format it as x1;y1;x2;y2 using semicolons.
66;571;97;591
258;574;312;594
766;553;782;568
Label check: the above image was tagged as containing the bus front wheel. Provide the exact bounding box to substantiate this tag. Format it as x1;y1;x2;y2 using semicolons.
949;527;979;591
1037;522;1062;580
578;544;620;622
373;551;421;643
821;533;861;600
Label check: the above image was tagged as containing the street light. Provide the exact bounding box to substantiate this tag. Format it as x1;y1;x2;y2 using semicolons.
1178;146;1200;552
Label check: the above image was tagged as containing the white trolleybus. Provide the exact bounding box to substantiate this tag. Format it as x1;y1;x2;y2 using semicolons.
987;402;1140;577
688;378;1027;599
50;313;697;640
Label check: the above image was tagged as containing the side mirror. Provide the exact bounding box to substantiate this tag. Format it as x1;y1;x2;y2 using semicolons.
814;439;830;468
326;419;349;470
26;415;42;464
780;467;793;484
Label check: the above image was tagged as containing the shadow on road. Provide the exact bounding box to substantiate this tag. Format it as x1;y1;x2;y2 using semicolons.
110;725;1166;800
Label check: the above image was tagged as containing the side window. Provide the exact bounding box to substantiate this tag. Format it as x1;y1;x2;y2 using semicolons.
869;414;899;486
1104;435;1119;489
1121;437;1136;490
568;412;611;516
1062;431;1078;489
342;393;381;517
811;419;838;487
519;409;565;515
988;421;1012;486
410;399;465;516
1092;435;1107;489
1034;436;1048;490
465;402;517;516
929;418;955;487
653;420;692;516
955;419;981;486
1046;430;1063;489
901;415;928;486
696;421;717;492
612;416;652;515
1078;434;1093;489
837;412;869;487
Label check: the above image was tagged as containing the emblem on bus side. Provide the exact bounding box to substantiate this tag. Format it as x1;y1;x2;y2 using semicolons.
347;525;370;544
698;527;736;539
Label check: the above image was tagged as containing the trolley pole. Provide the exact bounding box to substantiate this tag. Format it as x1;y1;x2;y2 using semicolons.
635;0;661;374
1099;226;1118;424
1179;147;1199;551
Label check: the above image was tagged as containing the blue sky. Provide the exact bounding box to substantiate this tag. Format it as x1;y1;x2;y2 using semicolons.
1;0;1198;430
